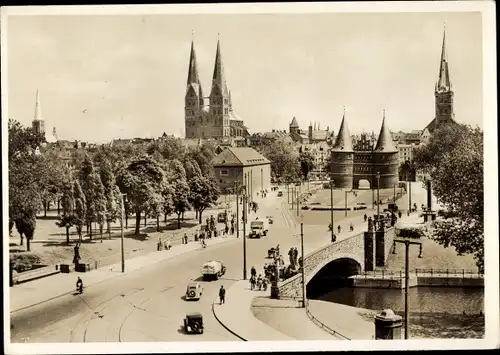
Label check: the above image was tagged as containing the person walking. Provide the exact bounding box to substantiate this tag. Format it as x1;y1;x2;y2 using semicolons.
364;214;367;222
225;223;229;236
219;285;226;304
251;266;257;278
350;223;354;232
337;225;341;234
165;238;171;250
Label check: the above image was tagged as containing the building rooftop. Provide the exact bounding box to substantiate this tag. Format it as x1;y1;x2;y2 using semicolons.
212;147;270;167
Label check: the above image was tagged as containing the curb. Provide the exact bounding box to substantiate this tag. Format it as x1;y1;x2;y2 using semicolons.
10;237;238;314
211;300;247;342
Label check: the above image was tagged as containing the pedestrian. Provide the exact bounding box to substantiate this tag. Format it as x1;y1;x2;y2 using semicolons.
398;211;402;219
350;223;354;232
165;239;171;250
214;229;218;238
288;248;293;265
250;275;256;290
225;224;229;236
337;225;341;234
294;247;299;266
251;266;257;278
219;285;226;304
157;238;162;251
231;225;235;235
194;231;198;241
364;214;367;222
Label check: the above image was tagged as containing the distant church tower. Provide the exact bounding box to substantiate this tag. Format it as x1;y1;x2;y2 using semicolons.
434;28;455;126
32;89;45;136
209;39;231;138
184;39;205;139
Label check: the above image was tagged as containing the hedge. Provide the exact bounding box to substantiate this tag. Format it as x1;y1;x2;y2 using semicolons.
396;226;426;239
9;252;43;272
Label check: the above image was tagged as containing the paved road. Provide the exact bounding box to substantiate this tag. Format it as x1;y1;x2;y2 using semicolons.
10;190;300;343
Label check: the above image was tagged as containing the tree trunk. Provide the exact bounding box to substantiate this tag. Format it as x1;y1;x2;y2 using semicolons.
199;210;203;224
144;213;147;227
195;210;198;220
164;213;167;223
77;227;82;243
43;202;47;217
156;215;160;232
57;199;61;215
19;233;24;246
66;226;70;244
99;224;103;243
107;220;112;239
177;213;181;229
26;238;31;252
125;214;128;229
89;222;93;241
135;211;141;236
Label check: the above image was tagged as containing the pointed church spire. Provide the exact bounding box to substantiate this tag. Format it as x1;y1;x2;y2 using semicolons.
436;26;451;91
34;89;42;120
332;110;353;152
187;37;201;86
374;110;398;152
229;90;233;109
211;38;228;95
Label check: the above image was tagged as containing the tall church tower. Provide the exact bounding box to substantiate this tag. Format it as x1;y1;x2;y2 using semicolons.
434;28;455;126
209;39;230;138
32;89;45;136
185;39;204;139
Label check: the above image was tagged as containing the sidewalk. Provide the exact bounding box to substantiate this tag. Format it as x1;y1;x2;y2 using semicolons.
10;235;237;313
211;280;293;341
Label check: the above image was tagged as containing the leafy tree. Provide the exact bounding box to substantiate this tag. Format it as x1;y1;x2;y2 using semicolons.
398;160;417;182
56;169;76;244
186;143;216;176
299;150;315;181
8;119;45;159
73;179;86;242
183;157;203;180
15;213;37;252
260;138;300;183
168;159;191;228
99;159;120;237
416;124;484;272
189;175;220;224
116;155;167;236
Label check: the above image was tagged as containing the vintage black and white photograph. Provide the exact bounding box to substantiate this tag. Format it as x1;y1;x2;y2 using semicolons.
2;2;498;354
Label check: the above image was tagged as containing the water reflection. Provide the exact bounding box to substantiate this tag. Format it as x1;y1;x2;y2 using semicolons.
317;287;484;339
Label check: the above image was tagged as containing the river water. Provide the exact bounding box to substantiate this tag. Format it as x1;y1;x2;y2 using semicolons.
317;287;484;339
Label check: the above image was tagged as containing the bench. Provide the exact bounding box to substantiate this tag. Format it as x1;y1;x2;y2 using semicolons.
13;265;60;284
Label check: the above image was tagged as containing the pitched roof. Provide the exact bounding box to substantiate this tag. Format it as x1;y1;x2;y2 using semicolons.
212;147;270;166
332;114;353;152
211;39;229;96
290;116;299;127
374;114;398;152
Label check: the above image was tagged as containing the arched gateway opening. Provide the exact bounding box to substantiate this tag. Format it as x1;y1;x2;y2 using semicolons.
306;258;361;299
357;179;371;190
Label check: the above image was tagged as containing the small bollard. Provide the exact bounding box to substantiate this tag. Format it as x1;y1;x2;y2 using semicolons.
374;309;403;340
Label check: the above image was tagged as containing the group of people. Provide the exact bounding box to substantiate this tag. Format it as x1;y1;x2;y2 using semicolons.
250;266;269;291
157;238;172;251
287;247;299;268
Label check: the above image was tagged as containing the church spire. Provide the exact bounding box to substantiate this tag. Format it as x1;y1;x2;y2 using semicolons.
34;88;42;120
332;109;353;152
186;37;201;86
374;110;398;152
211;38;229;95
436;26;451;92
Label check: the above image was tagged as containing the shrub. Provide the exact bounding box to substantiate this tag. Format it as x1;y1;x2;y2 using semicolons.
396;226;426;239
9;252;42;272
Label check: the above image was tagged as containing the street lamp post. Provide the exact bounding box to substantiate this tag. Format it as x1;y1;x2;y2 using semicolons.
120;193;127;273
296;187;299;217
291;186;295;210
261;168;263;198
330;180;335;242
376;171;381;221
300;220;306;308
393;183;396;204
243;190;247;280
392;238;423;339
344;190;357;217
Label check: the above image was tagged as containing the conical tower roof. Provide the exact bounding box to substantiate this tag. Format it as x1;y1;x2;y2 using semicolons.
34;89;42;120
332;112;353;152
374;111;398;152
187;40;201;86
211;38;229;95
290;116;299;127
436;27;451;92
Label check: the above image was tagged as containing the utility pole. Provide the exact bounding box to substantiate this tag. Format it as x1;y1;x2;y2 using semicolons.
243;174;248;280
121;193;126;273
330;180;334;242
393;238;423;339
393;183;396;204
291;186;295;209
300;221;306;308
287;183;290;204
261;168;263;197
376;171;381;221
236;190;239;239
296;187;299;217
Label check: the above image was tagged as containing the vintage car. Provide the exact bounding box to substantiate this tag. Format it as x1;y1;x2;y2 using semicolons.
185;282;203;301
183;312;204;334
249;219;269;238
266;215;274;224
201;260;226;280
277;191;283;197
217;212;227;223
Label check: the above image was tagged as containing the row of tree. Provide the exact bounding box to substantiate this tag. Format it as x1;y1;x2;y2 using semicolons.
8;119;221;251
412;123;484;272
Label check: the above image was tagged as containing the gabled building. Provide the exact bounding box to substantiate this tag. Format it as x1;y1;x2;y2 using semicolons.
212;147;271;199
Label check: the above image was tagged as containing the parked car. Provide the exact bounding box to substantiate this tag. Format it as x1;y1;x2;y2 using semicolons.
249;219;269;238
183;312;204;334
301;206;310;210
185;282;203;301
277;191;283;197
266;215;274;224
201;260;226;281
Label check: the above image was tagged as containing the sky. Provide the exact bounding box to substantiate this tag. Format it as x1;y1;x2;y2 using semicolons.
3;8;484;143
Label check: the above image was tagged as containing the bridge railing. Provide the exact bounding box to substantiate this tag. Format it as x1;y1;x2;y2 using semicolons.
356;268;484;279
304;300;351;340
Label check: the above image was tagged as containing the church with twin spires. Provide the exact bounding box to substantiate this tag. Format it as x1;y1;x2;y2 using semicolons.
184;37;249;140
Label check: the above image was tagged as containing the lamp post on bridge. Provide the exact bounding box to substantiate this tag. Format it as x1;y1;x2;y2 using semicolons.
120;193;128;273
330;180;335;243
300;215;306;308
392;238;423;339
376;171;380;227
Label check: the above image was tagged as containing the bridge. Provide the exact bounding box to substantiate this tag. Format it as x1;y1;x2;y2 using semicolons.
278;227;396;299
